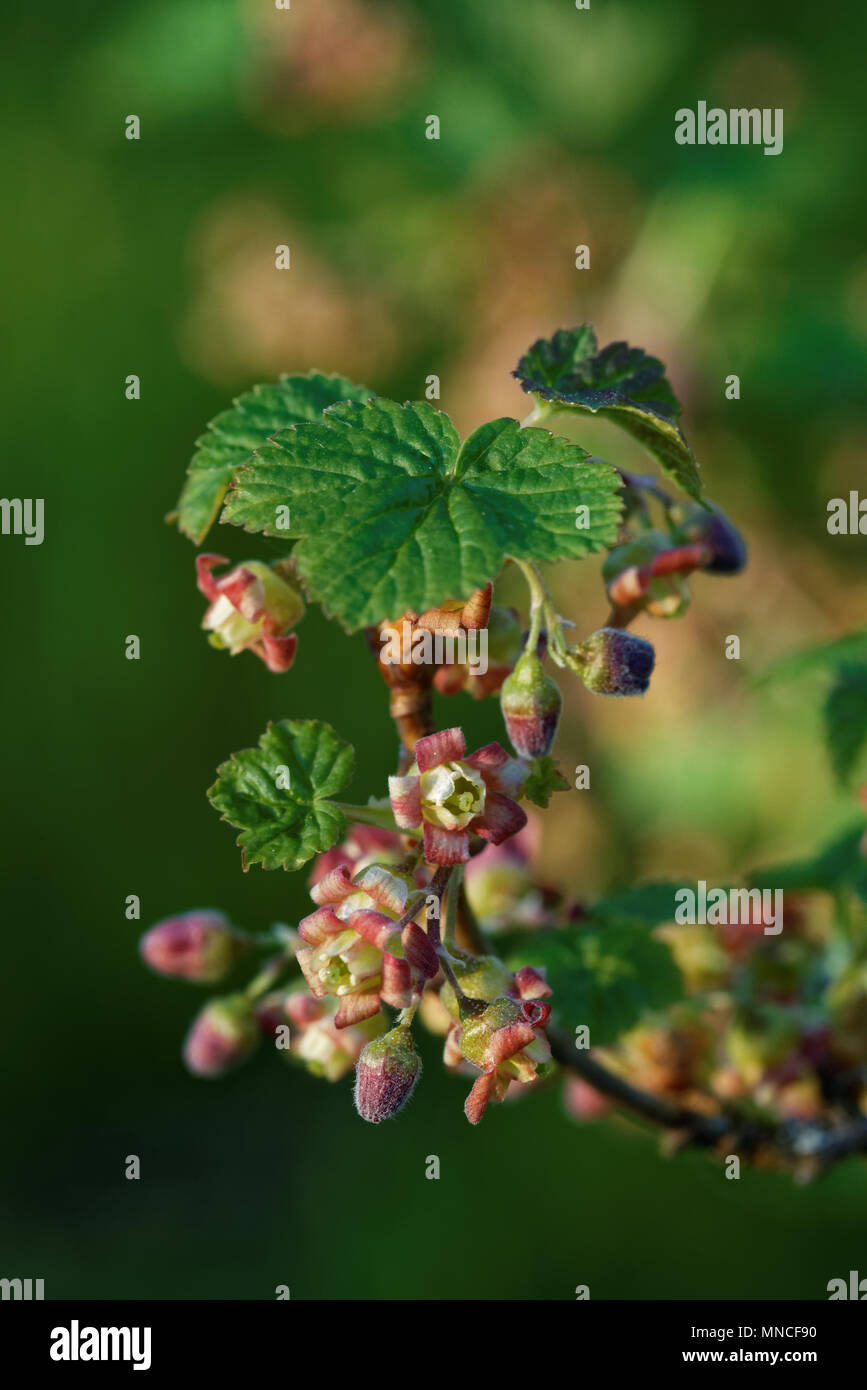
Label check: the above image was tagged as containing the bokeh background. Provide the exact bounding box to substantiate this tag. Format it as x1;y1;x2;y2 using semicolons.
3;0;867;1300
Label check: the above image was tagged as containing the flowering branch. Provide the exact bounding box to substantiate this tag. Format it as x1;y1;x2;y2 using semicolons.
140;323;867;1171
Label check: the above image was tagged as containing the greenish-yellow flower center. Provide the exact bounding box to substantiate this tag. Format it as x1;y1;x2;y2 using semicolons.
419;760;485;831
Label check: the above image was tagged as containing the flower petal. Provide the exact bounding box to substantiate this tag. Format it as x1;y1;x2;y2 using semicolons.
513;965;552;1000
415;727;466;772
347;909;400;953
423;821;470;866
465;1071;498;1124
310;864;356;908
401;921;439;979
484;1019;536;1069
259;631;298;674
388;774;422;829
295;947;328;998
354;865;409;917
298;906;343;946
196;553;229;602
380;953;414;1008
472;792;527;846
466;743;526;796
218;566;264;621
334;991;381;1029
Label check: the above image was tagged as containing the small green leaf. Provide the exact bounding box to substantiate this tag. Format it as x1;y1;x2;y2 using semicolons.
174;372;372;544
521;756;569;808
208;719;355;872
507;923;682;1045
514;325;702;502
825;667;867;785
222;398;623;631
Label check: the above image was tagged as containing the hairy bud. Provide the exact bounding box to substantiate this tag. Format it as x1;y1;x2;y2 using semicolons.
139;910;246;983
500;651;562;757
182;995;260;1078
567;627;655;696
354;1026;421;1123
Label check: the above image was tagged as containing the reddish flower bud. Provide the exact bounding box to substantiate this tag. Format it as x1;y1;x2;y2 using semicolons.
603;533;696;618
139;910;246;983
182;995;260;1078
354;1026;421;1123
564;1075;611;1121
500;652;562;757
567;627;655;696
676;502;747;575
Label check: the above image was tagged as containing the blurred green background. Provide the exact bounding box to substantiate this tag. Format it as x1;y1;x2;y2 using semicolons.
3;0;867;1300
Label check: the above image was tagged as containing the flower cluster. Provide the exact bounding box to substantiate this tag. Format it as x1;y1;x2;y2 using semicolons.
141;742;563;1124
565;890;867;1150
145;344;816;1161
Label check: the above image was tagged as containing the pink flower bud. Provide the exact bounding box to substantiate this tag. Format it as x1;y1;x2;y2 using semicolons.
140;910;246;983
182;995;259;1077
499;652;562;758
354;1026;421;1123
564;1076;611;1121
603;533;697;618
568;627;655;696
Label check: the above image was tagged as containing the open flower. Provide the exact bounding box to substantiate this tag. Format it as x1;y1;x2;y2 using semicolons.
436;953;553;1122
196;553;305;673
463;818;551;932
388;727;527;865
457;995;554;1124
295;863;438;1027
283;992;384;1081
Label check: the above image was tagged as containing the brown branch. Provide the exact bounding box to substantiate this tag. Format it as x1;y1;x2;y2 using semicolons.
549;1029;867;1175
365;585;493;771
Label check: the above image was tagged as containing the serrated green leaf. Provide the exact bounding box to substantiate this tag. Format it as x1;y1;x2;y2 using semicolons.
207;719;355;872
222;398;623;631
174;372;372;544
521;756;569;808
513;325;703;502
825;667;867;785
507;923;682;1045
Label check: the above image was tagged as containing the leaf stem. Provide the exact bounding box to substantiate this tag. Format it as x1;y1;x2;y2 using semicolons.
443;864;463;948
333;801;421;838
511;558;570;666
519;401;554;429
244;952;295;1003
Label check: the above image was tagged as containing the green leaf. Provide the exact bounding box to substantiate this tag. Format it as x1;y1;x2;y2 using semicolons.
752;631;867;688
173;372;372;544
222;398;623;631
514;325;703;502
825;667;867;785
521;756;569;808
207;719;355;872
586;882;683;929
507;923;682;1045
747;825;867;903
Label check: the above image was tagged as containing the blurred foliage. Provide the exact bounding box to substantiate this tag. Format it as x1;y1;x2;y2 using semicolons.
3;0;867;1300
